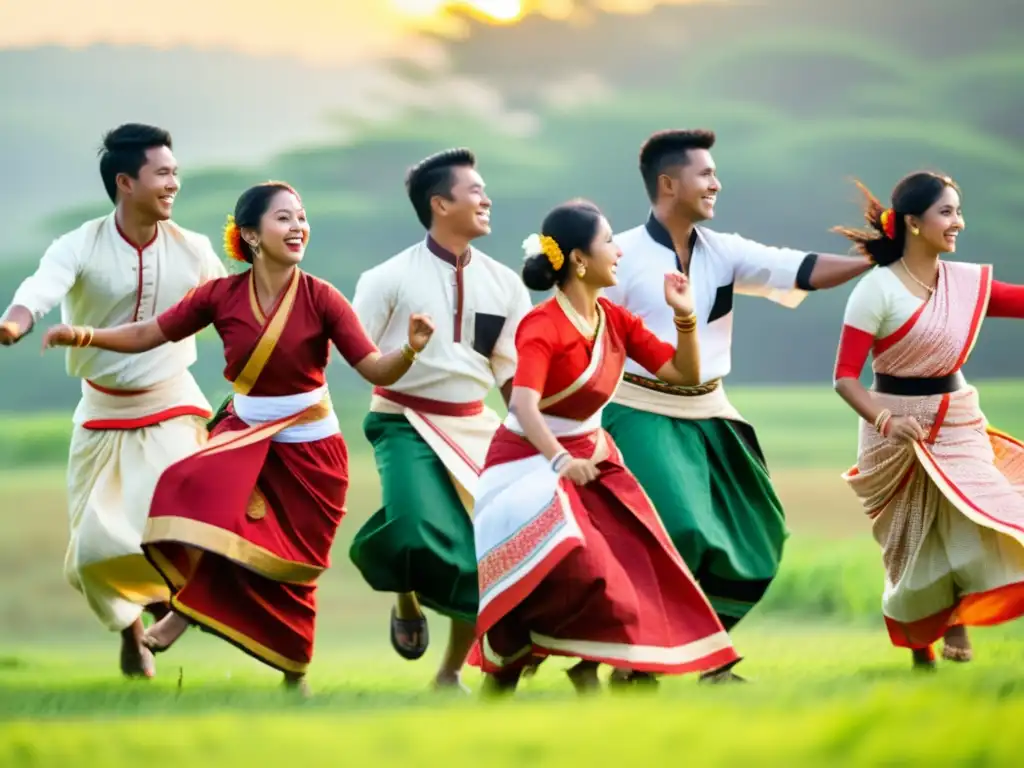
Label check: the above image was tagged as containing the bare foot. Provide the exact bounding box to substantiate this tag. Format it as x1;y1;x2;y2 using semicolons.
432;672;471;695
143;611;190;653
283;673;311;698
120;618;156;679
942;625;973;662
145;602;172;623
566;660;601;694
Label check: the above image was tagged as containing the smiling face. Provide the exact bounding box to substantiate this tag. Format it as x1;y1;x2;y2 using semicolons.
907;185;964;254
433;165;491;239
250;189;309;267
573;215;621;289
662;148;721;223
119;145;180;221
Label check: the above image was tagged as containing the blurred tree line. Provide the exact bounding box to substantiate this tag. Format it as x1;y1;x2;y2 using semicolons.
3;0;1023;410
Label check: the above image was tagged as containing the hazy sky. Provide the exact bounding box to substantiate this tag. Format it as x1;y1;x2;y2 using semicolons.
0;1;703;64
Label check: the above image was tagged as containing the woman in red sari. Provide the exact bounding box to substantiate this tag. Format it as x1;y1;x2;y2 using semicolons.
472;200;738;694
833;172;1024;669
42;181;435;693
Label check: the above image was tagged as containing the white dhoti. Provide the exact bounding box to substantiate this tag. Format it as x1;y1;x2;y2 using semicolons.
65;373;212;631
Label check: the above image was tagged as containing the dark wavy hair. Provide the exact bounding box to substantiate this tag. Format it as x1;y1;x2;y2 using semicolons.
233;181;300;263
832;172;960;266
521;200;604;292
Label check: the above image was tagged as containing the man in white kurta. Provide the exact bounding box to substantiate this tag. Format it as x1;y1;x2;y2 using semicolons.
349;234;531;689
1;211;224;676
605;214;812;634
602;136;869;687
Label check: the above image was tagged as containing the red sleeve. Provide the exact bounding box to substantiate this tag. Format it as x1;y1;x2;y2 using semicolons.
511;312;555;393
319;280;379;366
602;300;675;375
833;324;874;381
157;279;220;342
987;280;1024;318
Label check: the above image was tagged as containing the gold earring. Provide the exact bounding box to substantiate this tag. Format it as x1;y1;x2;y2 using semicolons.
910;227;920;236
576;264;586;279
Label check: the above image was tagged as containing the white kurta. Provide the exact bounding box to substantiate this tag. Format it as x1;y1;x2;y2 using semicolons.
605;214;813;418
352;236;533;504
9;212;226;631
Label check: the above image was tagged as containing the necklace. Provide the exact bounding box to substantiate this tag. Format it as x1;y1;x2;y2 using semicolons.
898;259;937;294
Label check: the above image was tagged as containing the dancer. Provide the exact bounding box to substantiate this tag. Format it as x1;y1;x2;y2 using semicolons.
833;172;1024;669
0;124;225;679
349;148;532;691
42;181;434;693
473;200;738;695
602;129;871;680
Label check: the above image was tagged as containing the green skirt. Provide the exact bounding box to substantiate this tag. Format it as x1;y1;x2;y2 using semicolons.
348;412;478;623
602;402;787;625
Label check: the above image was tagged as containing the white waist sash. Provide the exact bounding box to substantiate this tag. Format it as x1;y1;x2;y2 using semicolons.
232;385;339;443
503;409;603;438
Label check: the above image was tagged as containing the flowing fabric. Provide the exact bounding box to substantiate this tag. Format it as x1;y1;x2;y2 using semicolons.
142;268;376;673
843;261;1024;648
471;294;738;674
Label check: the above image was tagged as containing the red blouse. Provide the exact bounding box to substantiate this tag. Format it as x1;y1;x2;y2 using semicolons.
513;296;675;398
157;271;378;396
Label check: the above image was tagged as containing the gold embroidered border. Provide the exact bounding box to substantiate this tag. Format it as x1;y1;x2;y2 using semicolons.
143;516;324;585
171;597;309;674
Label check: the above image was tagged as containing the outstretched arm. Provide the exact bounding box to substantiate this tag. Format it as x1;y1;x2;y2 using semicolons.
42;318;168;354
987;280;1024;318
803;253;873;290
727;232;870;306
1;236;83;345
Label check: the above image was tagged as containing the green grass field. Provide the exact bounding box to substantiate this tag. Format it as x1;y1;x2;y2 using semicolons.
2;381;1023;765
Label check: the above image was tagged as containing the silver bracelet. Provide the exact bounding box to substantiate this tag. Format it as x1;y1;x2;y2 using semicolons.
550;450;571;472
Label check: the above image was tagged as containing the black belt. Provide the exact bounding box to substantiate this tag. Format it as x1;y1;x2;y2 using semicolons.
873;372;963;396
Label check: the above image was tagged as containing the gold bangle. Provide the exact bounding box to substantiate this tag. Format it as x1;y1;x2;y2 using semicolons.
80;326;95;347
400;343;418;363
873;408;892;434
673;313;697;333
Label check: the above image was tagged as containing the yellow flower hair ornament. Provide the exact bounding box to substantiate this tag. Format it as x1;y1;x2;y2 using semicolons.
522;232;564;272
223;215;249;263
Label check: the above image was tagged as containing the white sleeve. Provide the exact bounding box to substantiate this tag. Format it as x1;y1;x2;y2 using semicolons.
9;236;82;322
842;272;885;336
490;279;533;386
351;265;396;346
724;232;811;308
198;235;228;282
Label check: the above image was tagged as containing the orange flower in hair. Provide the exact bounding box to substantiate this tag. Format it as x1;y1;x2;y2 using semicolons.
880;208;896;240
223;215;248;262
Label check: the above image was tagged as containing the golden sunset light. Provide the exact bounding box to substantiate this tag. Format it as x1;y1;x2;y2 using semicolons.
0;1;710;64
392;0;526;23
